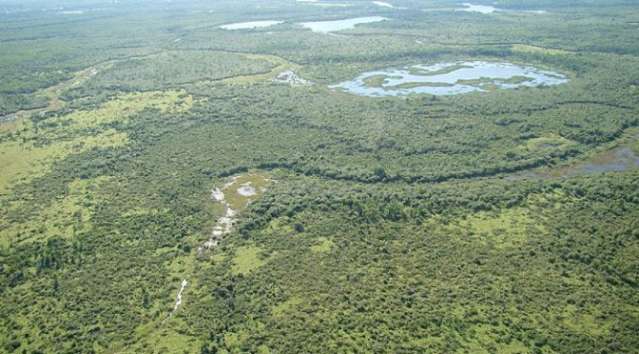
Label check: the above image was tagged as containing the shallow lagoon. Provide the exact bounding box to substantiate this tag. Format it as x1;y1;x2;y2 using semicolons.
330;61;568;97
299;16;387;33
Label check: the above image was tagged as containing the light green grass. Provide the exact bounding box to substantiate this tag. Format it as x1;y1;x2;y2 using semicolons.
50;90;192;129
0;90;191;193
0;176;111;246
512;44;572;56
133;318;201;354
223;173;270;211
222;54;299;85
231;245;266;275
523;135;575;152
265;217;294;235
459;207;542;248
310;237;334;253
455;323;531;354
272;296;303;317
562;305;610;337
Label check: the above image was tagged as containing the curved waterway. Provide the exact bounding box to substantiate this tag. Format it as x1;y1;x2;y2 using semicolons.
330;61;568;97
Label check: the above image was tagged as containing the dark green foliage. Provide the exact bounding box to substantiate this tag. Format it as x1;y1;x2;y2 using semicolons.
1;0;639;353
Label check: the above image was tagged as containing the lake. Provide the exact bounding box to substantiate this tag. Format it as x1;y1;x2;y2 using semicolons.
299;16;387;33
457;3;547;15
330;61;568;97
220;21;283;30
459;3;496;14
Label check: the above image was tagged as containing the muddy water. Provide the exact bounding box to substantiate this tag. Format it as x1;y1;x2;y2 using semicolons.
567;147;639;176
510;135;639;181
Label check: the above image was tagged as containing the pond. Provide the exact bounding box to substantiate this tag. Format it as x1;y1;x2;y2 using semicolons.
297;0;352;7
373;1;394;8
220;20;283;30
299;16;387;33
330;61;568;97
570;148;639;176
457;3;547;14
459;3;497;14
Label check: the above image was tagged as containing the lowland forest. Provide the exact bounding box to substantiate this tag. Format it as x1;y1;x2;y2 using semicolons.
0;0;638;353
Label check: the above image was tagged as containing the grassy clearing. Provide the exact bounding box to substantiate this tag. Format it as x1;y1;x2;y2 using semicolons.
231;245;266;275
222;173;270;211
0;176;111;246
441;192;562;249
561;305;610;337
167;250;196;281
460;208;541;248
133;317;201;354
0;90;191;193
0;130;127;194
455;323;531;354
265;217;294;235
50;90;192;129
222;54;299;85
521;134;576;153
310;237;334;253
272;296;303;317
512;44;572;56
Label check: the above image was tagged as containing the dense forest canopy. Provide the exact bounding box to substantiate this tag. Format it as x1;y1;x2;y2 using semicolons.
0;0;638;353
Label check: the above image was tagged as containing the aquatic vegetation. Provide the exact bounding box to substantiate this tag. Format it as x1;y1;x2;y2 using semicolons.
331;61;568;97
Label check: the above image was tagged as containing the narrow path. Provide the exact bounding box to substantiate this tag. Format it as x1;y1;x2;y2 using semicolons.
170;279;188;315
199;176;242;254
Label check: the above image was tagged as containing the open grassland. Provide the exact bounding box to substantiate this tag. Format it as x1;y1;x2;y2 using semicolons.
0;90;192;193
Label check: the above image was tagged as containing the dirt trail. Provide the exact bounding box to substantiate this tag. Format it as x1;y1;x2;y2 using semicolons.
163;174;268;325
199;174;270;254
199;177;240;253
171;279;188;314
